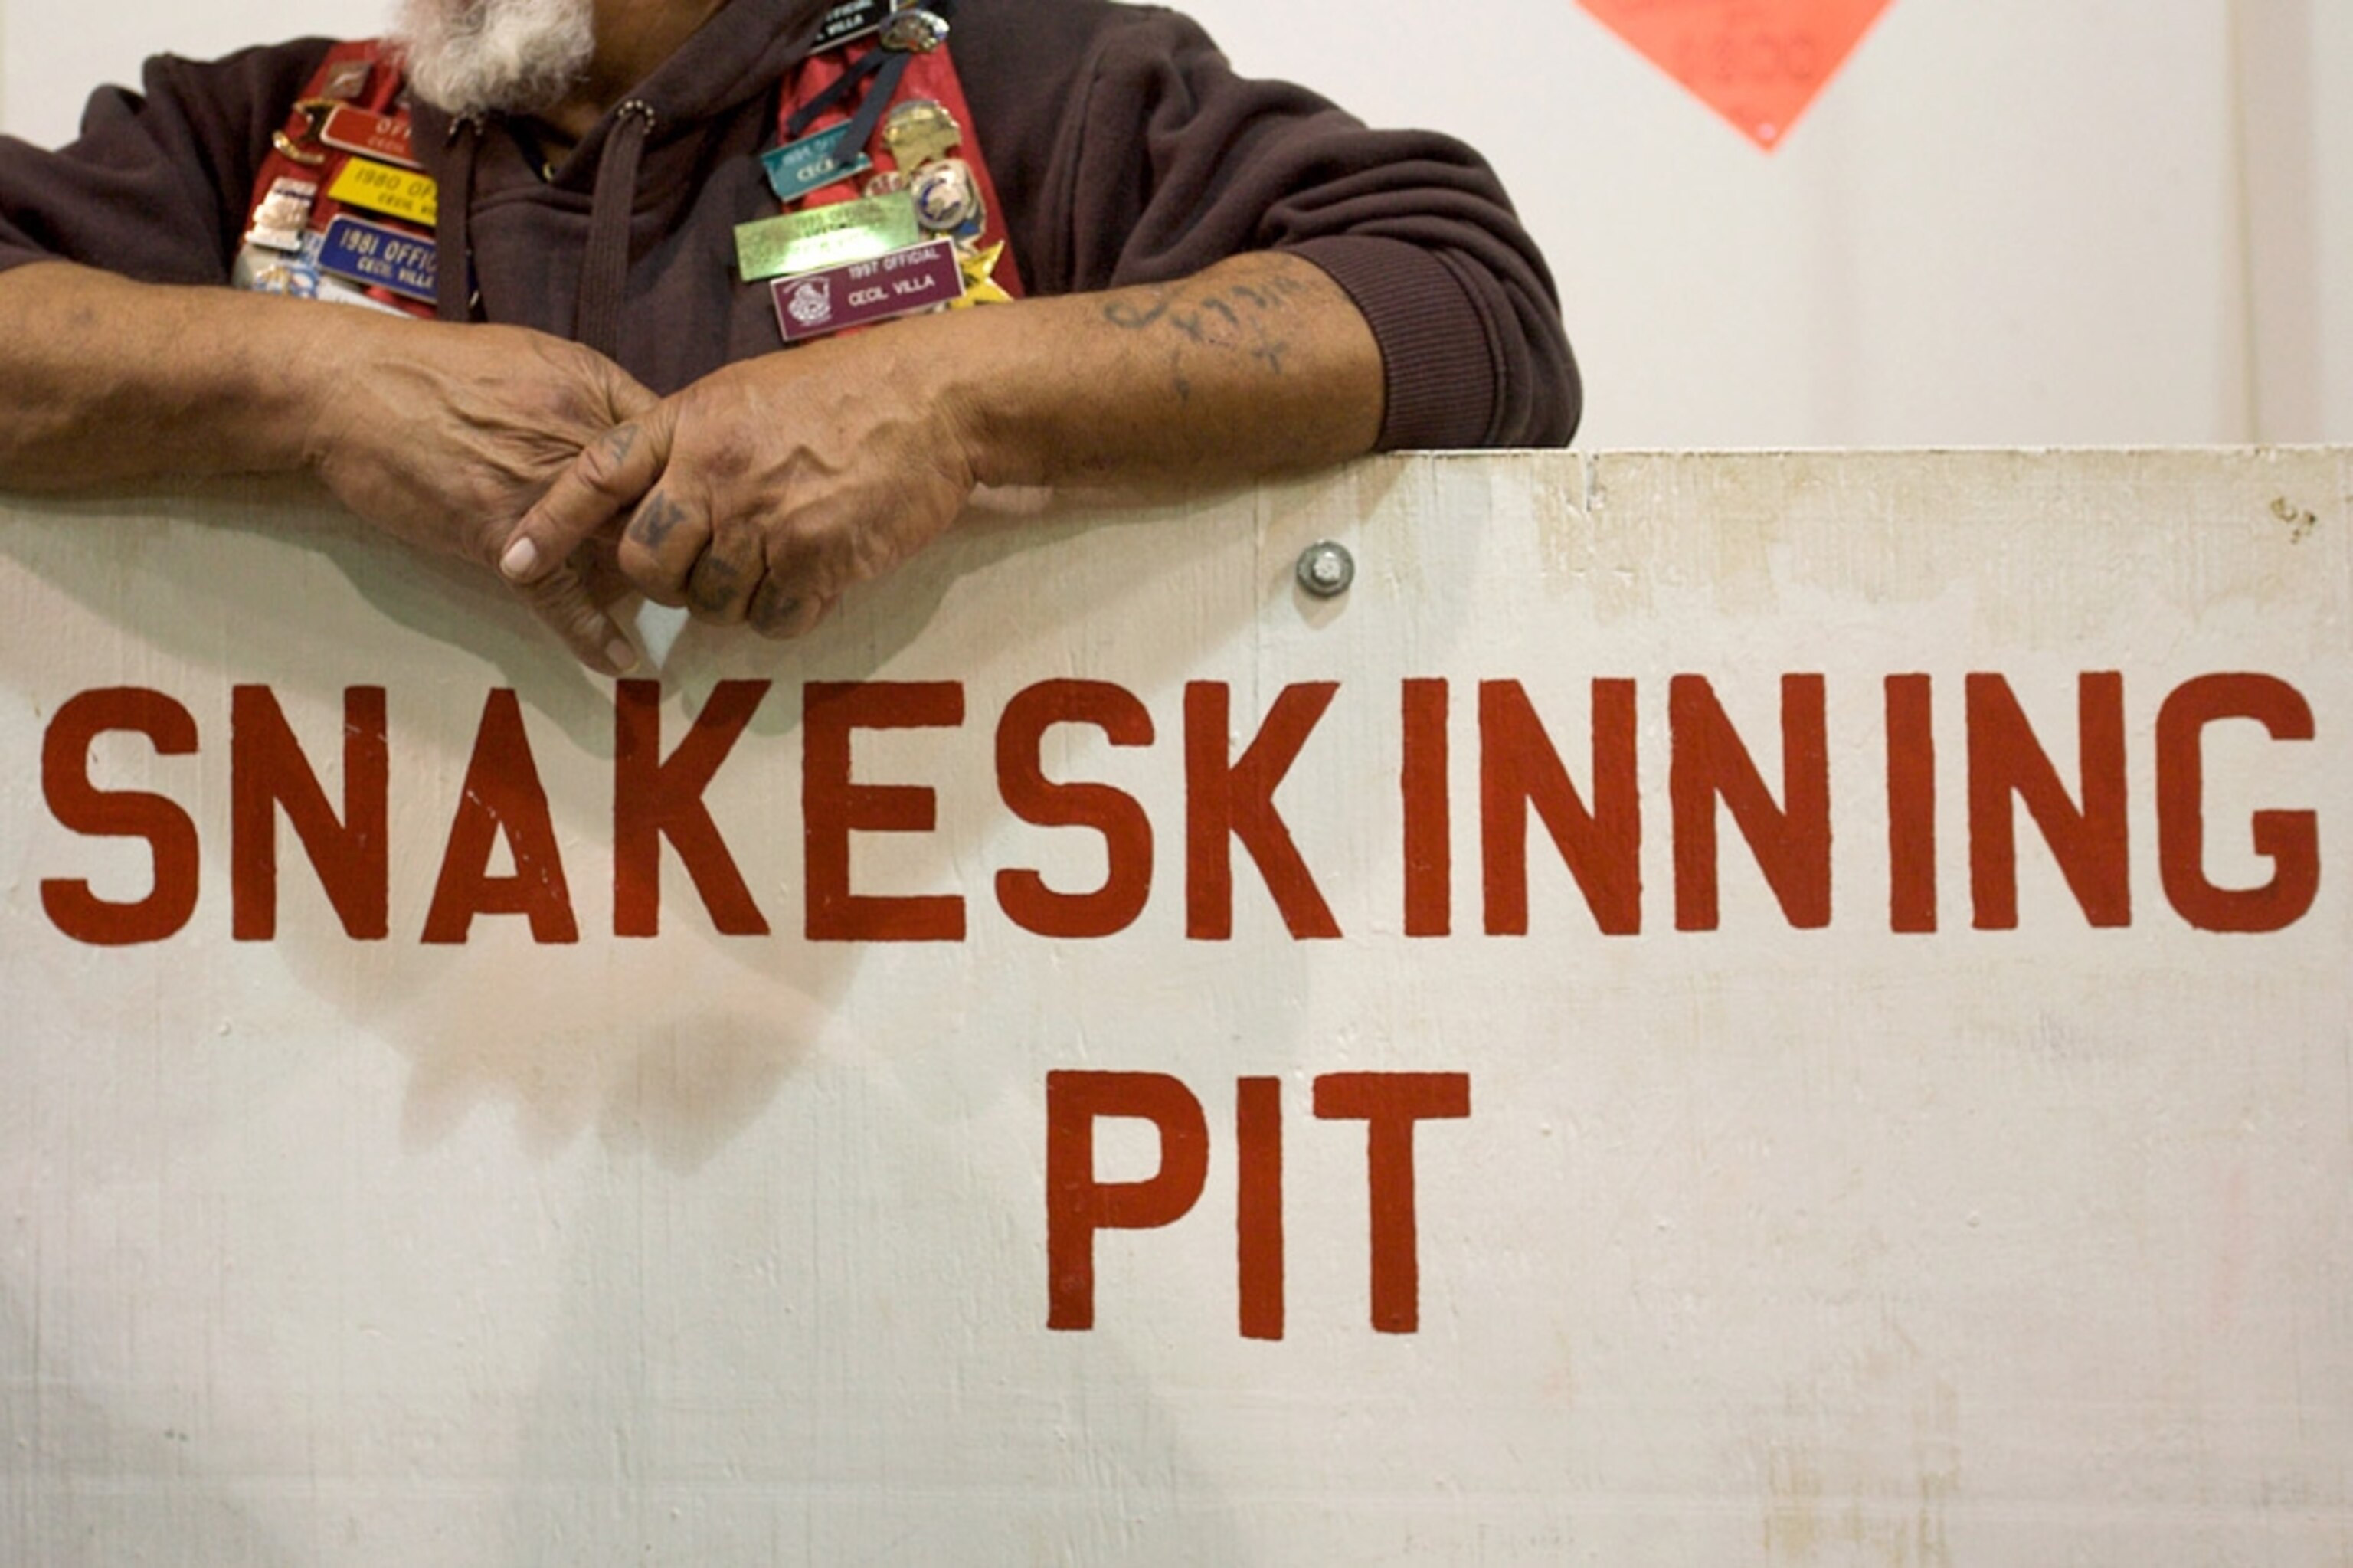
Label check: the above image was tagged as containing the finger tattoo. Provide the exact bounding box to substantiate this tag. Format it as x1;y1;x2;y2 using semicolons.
632;491;686;550
687;552;745;614
599;424;641;469
750;577;802;633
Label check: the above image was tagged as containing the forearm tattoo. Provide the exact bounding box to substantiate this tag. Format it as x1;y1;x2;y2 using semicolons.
1100;267;1314;394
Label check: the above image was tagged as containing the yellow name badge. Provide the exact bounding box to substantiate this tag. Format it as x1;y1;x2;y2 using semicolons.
327;157;438;228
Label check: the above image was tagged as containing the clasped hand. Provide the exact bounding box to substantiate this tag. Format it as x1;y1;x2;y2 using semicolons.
312;314;977;674
501;325;980;657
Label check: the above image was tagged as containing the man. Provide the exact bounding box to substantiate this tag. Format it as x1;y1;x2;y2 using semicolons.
0;0;1578;673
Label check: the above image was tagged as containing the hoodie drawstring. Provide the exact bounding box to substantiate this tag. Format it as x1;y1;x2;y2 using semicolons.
576;99;656;359
435;115;479;322
430;100;651;351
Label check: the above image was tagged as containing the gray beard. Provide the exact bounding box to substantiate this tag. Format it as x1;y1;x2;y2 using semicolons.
391;0;597;118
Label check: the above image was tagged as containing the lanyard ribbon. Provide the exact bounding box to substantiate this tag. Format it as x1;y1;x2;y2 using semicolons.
784;0;958;148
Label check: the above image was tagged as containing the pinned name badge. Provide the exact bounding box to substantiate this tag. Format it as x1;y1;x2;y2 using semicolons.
879;8;948;51
244;177;320;252
317;106;420;171
882;99;961;170
319;59;375;101
735;191;920;281
762;123;873;202
328;156;439;227
911;158;983;234
316;214;437;302
234;240;409;315
810;0;895;52
771;236;964;342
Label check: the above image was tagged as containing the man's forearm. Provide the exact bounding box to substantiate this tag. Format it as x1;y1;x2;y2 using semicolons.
0;261;338;489
938;250;1386;489
0;260;659;673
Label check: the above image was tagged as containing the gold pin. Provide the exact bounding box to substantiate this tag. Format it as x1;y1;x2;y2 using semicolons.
879;8;948;51
271;130;326;166
272;97;340;166
882;99;961;170
949;241;1013;307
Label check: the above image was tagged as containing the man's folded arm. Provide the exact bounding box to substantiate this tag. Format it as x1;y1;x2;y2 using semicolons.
499;244;1383;640
0;260;659;675
0;261;327;486
954;0;1581;450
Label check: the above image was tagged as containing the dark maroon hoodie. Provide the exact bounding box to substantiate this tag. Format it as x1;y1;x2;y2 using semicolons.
0;0;1579;447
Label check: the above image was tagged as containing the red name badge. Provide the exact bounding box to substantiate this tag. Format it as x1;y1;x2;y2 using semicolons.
316;105;420;170
771;239;965;343
1578;0;1895;149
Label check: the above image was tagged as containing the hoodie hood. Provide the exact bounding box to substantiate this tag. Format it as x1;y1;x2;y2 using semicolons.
408;0;839;383
407;0;833;185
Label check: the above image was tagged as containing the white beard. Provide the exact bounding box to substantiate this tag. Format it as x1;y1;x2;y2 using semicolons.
391;0;597;117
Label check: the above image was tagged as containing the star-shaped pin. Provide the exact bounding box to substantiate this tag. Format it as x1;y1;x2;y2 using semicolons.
950;241;1013;308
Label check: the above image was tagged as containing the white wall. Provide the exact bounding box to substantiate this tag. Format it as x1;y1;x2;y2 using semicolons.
2283;0;2353;442
1183;0;2353;449
0;2;388;137
3;0;2347;447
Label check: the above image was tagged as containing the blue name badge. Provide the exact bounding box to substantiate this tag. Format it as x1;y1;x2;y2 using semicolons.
761;124;874;203
316;214;437;303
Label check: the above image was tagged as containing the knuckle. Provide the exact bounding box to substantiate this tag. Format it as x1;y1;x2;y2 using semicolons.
573;429;637;494
776;594;835;641
617;545;689;603
625;489;699;556
614;537;659;582
686;552;751;620
749;580;800;637
764;516;837;590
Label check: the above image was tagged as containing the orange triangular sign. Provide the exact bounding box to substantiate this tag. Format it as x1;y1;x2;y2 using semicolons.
1579;0;1896;150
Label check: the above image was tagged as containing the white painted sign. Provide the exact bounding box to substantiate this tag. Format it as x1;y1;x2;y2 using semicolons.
3;450;2349;1563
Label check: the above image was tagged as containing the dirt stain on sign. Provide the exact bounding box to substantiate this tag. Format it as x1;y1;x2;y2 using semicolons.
2271;496;2319;543
1759;1318;1960;1566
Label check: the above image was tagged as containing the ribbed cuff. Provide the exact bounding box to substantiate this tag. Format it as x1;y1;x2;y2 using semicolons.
1288;234;1497;451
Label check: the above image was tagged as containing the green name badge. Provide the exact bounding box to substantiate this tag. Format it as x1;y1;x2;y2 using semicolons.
735;193;921;283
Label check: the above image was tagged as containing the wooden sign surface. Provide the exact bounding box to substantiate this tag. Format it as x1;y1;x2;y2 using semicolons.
2;450;2348;1563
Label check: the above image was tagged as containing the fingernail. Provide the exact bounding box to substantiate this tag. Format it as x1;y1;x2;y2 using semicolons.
605;637;640;674
500;537;538;580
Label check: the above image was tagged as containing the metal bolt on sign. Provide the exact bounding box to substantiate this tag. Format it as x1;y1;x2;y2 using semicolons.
1296;540;1355;598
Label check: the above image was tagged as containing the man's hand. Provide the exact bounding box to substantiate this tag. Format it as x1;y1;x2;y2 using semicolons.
497;252;1384;639
500;325;977;640
303;317;661;671
0;264;660;673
